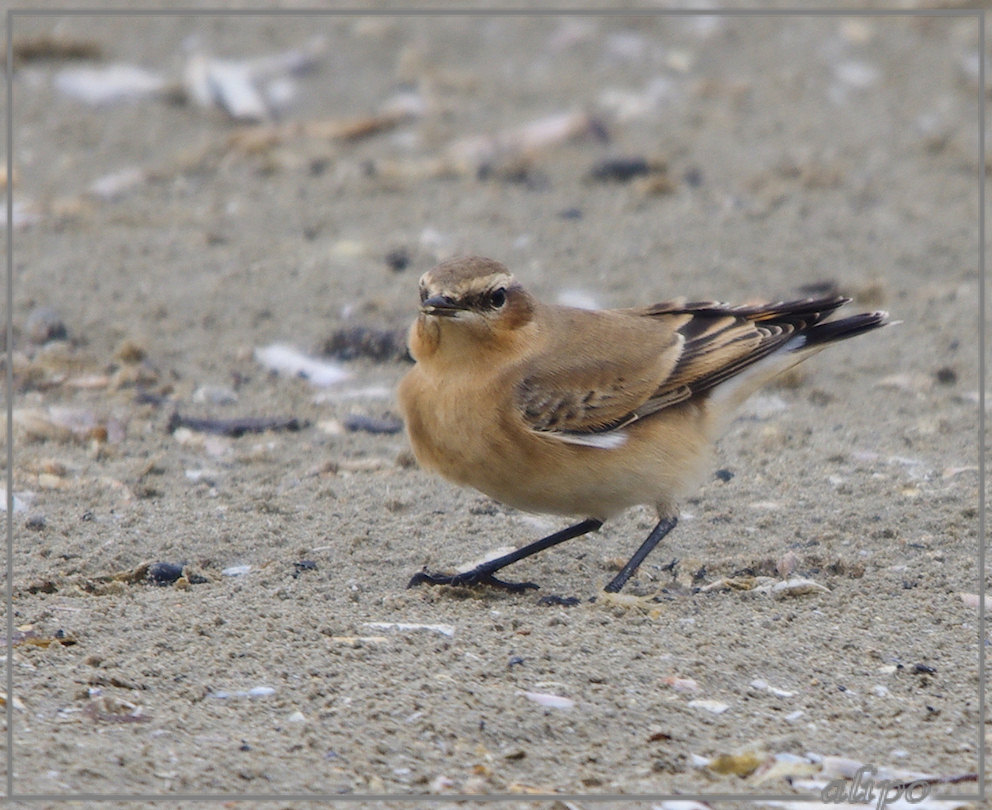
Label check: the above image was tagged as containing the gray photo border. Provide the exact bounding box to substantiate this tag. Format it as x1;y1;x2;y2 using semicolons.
4;5;986;805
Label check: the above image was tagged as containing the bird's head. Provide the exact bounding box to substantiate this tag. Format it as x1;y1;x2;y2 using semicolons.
412;257;535;357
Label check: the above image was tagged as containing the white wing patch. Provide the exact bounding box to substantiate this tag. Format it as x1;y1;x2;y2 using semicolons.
540;429;629;449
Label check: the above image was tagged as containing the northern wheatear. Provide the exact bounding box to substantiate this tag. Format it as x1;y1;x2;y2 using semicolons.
398;256;889;593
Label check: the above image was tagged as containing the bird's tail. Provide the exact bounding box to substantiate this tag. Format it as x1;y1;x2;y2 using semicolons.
706;304;891;432
796;310;891;350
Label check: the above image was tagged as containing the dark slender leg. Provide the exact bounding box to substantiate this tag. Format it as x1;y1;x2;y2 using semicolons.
408;518;604;592
603;516;678;593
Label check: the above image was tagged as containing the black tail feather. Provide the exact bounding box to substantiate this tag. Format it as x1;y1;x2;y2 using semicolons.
798;311;890;350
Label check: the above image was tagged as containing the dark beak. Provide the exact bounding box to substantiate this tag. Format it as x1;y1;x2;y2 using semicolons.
420;295;462;317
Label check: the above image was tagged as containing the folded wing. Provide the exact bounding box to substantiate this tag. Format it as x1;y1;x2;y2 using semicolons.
515;295;872;444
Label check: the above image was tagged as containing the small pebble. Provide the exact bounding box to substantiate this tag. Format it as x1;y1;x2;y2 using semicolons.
0;488;28;513
364;621;455;638
537;595;580;607
88;167;146;201
222;564;252;577
255;343;349;387
749;678;794;698
588;156;654;182
12;34;103;64
663;676;700;693
320;326;408;363
688;699;729;714
25;307;67;344
208;685;276;700
708;750;763;776
776;550;799;579
520;690;574;710
55;63;167;105
385;247;410;272
24;514;46;530
115;339;146;364
934;366;956;385
834;60;879;89
771;577;829;598
192;385;239;405
147;561;184;585
959;592;987;610
820;756;865;780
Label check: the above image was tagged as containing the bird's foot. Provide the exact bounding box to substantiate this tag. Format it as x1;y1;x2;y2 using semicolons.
407;567;539;593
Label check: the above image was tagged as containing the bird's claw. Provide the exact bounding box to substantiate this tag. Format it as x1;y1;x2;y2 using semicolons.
407;568;539;593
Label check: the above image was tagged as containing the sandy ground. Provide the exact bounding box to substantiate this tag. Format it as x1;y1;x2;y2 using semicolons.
4;9;985;808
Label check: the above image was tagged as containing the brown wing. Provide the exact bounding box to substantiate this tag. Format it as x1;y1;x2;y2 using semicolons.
515;296;849;439
514;305;687;435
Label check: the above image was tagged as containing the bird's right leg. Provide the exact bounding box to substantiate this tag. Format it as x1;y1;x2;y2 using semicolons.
408;518;604;592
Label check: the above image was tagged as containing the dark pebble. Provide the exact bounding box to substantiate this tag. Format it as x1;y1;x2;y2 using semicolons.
147;561;184;585
934;366;956;385
25;514;46;530
321;325;410;363
292;560;317;579
588;156;652;183
476;161;549;189
25;307;67;344
558;207;583;220
913;663;937;675
134;390;170;407
714;468;734;482
537;595;580;607
385;248;410;272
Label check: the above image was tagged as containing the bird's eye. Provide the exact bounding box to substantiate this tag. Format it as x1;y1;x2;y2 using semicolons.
490;288;507;308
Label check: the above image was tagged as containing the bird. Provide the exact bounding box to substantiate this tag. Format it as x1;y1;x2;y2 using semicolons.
397;255;889;594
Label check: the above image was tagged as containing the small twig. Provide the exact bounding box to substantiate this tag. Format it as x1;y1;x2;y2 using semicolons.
168;411;306;437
